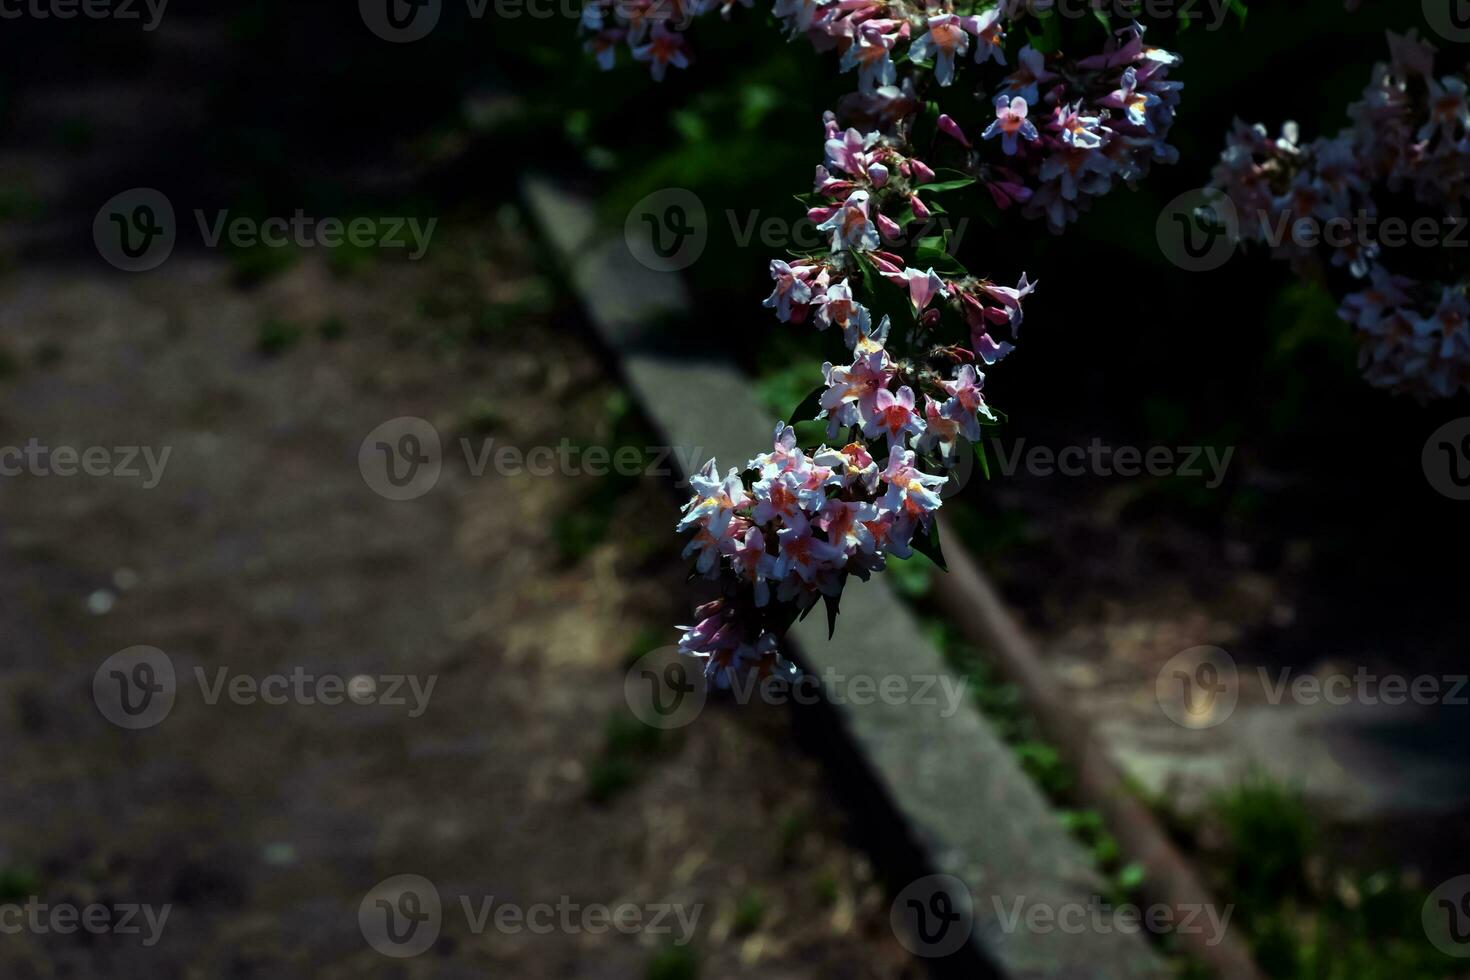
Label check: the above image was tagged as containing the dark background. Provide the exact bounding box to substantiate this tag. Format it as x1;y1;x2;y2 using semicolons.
1;1;1468;977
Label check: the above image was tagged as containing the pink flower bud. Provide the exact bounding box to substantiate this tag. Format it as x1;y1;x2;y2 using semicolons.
937;114;971;148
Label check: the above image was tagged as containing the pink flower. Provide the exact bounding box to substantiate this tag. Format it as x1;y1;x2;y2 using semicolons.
900;267;949;313
938;364;993;440
814;280;871;339
775;513;846;582
631;22;690;82
819;498;878;553
763;260;815;321
999;44;1054;104
964;8;1005;66
725;525;776;606
879;449;946;520
908;15;970;88
982;96;1039;156
863;385;925;448
816;189;880;252
916;396;962;458
678;459;751;533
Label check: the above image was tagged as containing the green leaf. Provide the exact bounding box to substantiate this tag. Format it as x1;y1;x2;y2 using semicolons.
972;436;991;481
911;520;948;572
914;244;967;277
788;383;826;425
1026;13;1062;55
916;177;976;194
823;587;843;639
792;419;828;449
1117;862;1146;893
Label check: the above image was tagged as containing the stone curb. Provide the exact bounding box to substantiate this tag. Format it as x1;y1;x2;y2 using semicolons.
524;176;1171;980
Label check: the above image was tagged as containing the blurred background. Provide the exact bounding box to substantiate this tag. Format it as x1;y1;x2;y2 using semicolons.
1;1;1468;977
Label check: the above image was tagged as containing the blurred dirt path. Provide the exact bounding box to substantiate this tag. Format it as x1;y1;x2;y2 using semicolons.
0;224;914;979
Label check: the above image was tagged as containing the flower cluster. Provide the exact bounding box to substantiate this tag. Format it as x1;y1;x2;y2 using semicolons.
584;3;1186;684
581;3;1183;235
673;118;1035;686
676;301;1018;686
1209;31;1470;399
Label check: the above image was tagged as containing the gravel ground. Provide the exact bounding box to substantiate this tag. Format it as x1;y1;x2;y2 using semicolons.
0;222;917;979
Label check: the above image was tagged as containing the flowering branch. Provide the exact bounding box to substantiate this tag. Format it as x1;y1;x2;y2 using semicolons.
582;2;1185;685
1209;30;1470;400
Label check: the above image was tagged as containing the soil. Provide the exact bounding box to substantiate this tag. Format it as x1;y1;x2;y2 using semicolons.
0;224;917;979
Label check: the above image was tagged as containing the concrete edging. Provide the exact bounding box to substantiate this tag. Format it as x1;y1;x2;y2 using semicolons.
524;175;1172;980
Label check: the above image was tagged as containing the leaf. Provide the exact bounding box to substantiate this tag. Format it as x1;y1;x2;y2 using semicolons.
1026;13;1062;55
911;520;947;572
823;588;843;639
915;177;976;194
792;419;828;449
788;383;826;426
914;244;967;277
973;436;991;482
1117;862;1146;893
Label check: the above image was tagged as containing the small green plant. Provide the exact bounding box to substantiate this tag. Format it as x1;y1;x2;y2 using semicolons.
317;316;346;342
256;318;305;358
0;867;39;901
1203;774;1457;979
586;709;666;804
646;943;699;980
731;890;765;936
